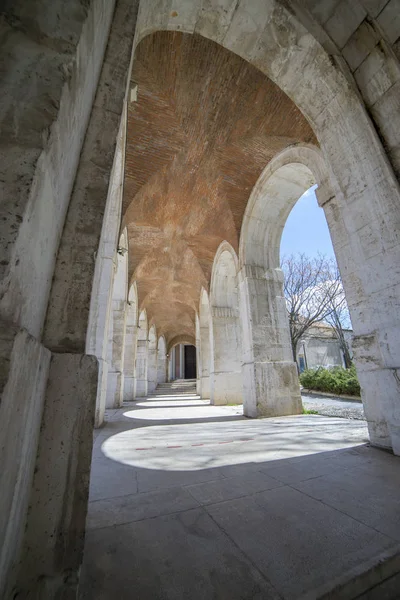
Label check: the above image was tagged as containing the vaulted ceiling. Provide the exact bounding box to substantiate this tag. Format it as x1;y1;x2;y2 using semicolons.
122;31;316;343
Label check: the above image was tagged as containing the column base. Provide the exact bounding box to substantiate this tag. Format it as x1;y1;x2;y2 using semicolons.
201;375;210;399
15;353;97;599
243;361;302;418
359;366;400;455
135;378;147;397
123;375;135;402
210;371;243;405
106;371;124;407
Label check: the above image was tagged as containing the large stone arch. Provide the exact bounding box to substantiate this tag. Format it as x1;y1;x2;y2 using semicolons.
239;142;393;446
133;4;400;453
123;282;139;401
209;241;243;405
147;324;158;393
2;2;400;597
135;310;148;397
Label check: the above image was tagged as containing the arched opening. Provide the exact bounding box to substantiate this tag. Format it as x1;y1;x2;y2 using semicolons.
4;3;400;597
209;242;243;406
135;310;148;398
147;325;158;393
106;229;128;408
168;342;197;381
280;185;352;373
123;282;138;401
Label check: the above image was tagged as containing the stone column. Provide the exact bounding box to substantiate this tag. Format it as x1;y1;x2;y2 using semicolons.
135;339;148;397
199;321;211;399
210;307;243;405
106;298;126;408
318;186;399;452
238;265;302;418
157;350;167;384
147;344;158;393
123;312;137;401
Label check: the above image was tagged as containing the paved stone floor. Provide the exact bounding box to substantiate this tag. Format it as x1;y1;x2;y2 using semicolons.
302;393;365;421
79;395;400;600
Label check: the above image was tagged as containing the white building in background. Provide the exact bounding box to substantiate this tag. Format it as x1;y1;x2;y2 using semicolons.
297;323;353;372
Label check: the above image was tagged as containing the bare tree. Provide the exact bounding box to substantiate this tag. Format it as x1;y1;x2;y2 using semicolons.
324;262;353;368
281;253;343;363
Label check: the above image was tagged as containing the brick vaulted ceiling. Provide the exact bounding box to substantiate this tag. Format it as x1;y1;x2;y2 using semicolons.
122;31;316;344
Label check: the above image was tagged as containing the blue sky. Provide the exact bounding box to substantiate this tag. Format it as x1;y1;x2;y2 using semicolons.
280;185;335;259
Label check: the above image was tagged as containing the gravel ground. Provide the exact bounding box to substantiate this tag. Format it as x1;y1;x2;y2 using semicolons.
302;393;365;420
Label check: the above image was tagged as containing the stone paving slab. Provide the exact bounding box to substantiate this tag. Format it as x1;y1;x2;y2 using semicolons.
79;397;400;600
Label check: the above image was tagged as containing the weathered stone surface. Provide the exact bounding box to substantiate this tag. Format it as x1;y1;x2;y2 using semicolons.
0;322;50;599
15;353;97;599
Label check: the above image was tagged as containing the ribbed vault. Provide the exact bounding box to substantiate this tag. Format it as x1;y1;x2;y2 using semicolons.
122;31;316;344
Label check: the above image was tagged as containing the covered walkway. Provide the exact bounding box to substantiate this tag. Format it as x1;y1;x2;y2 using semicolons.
79;390;400;600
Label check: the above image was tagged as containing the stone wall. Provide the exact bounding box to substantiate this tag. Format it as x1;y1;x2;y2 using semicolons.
0;0;139;596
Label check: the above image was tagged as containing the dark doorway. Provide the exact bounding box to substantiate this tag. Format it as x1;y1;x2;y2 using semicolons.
184;345;196;379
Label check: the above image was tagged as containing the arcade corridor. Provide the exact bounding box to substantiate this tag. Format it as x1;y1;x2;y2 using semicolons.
79;388;400;600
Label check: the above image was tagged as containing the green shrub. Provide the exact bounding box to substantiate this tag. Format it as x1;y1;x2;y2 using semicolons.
300;365;360;396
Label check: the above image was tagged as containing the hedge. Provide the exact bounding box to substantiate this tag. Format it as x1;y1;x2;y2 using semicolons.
300;365;360;397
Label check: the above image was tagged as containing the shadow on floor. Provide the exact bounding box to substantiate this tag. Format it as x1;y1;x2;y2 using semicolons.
79;397;400;600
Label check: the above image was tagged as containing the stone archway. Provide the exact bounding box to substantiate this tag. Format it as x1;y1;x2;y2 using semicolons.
3;2;400;597
133;1;400;453
209;242;243;406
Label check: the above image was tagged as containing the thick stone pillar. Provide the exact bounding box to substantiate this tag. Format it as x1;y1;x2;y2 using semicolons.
0;321;51;599
210;307;243;405
157;348;167;384
135;340;148;397
199;322;211;399
15;354;97;598
318;186;400;453
123;314;137;402
238;265;302;418
147;345;158;393
106;298;126;408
